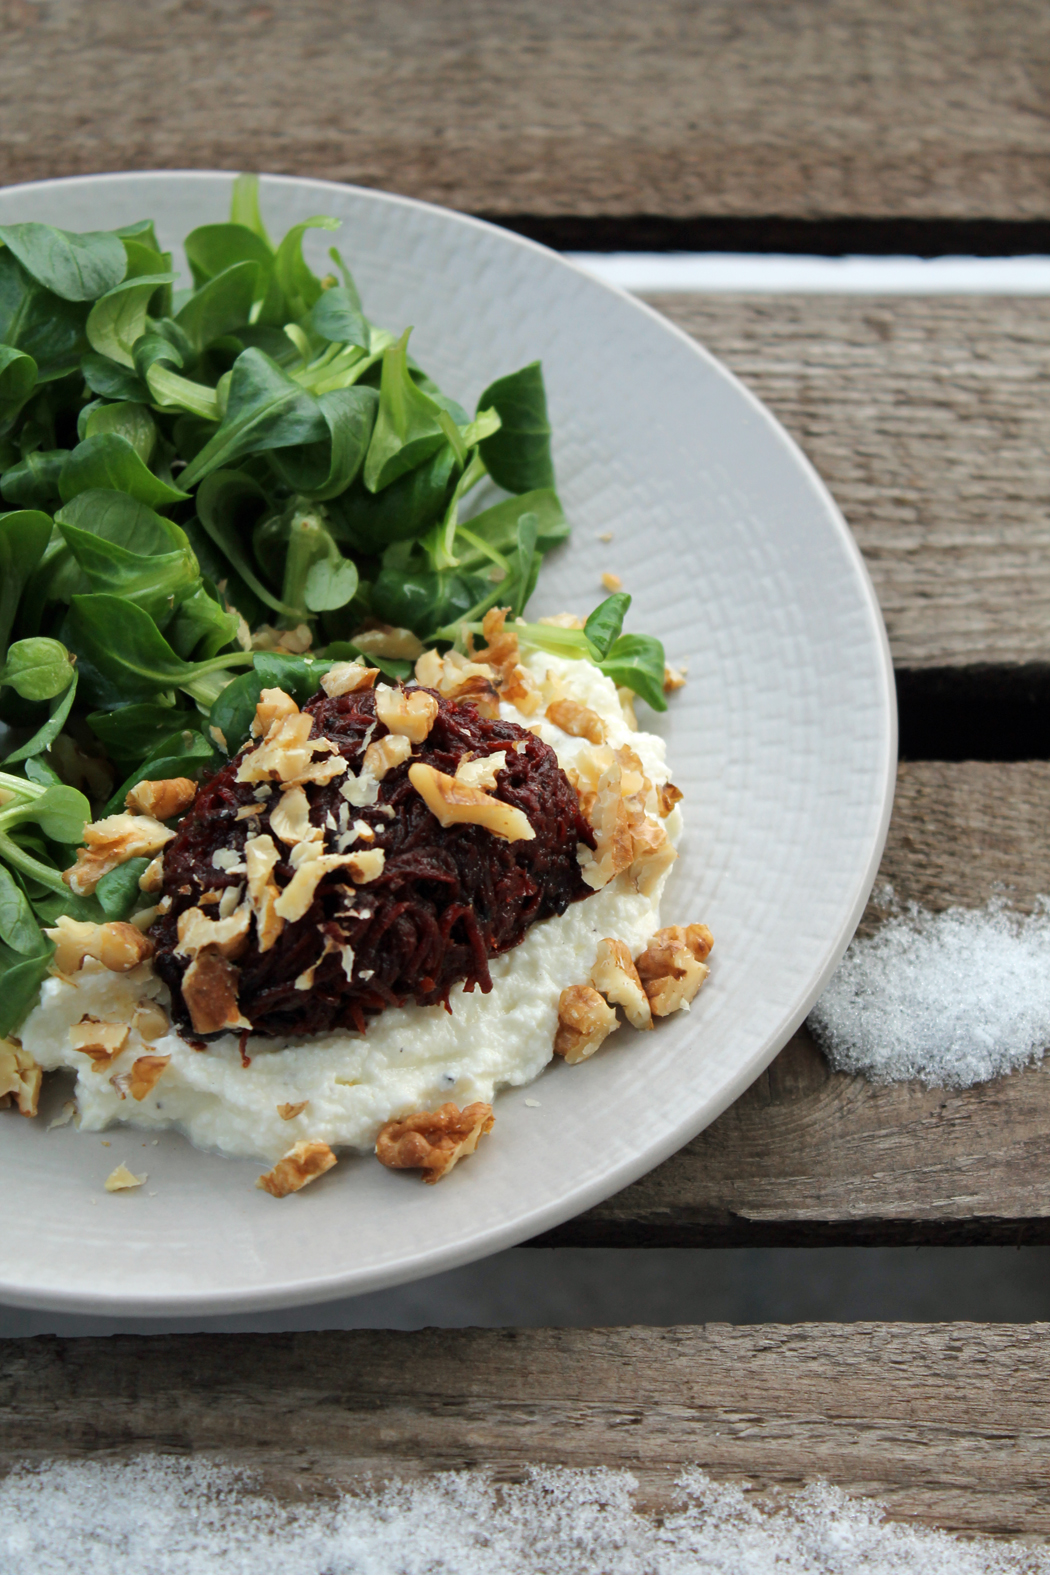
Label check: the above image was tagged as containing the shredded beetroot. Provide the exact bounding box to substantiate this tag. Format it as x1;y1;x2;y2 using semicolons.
151;687;596;1039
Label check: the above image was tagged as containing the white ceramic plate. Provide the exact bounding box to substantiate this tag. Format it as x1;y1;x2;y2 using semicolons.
0;172;896;1315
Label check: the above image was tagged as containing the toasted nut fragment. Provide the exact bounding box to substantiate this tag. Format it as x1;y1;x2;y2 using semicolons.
273;844;385;924
45;916;155;974
64;812;174;896
454;750;507;791
251;622;312;654
175;904;251;960
546;699;606;746
257;1139;337;1197
125;777;197;820
475;606;520;676
244;833;284;952
252;687;299;740
278;1100;308;1120
139;854;165;892
375;1101;494;1183
236;712;337;786
69;1017;130;1071
128;1055;170;1100
635;924;714;1016
663;664;687;694
656;782;684;818
375;684;440;742
591;938;653;1030
346;848;385;885
553;985;619;1064
408;762;534;843
320;660;379;697
269;783;323;847
363;733;413;780
104;1163;146;1192
181;949;251;1035
601;571;623;592
0;1039;42;1116
132;1000;169;1039
499;662;543;714
415;648;501;715
351;624;426;660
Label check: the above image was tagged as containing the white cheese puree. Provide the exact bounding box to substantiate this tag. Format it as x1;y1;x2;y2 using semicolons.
22;651;683;1163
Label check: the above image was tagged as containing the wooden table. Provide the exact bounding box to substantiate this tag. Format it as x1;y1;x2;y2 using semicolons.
4;0;1050;1547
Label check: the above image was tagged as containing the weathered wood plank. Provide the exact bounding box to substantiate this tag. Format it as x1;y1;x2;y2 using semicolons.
3;1324;1049;1539
2;2;1050;222
654;294;1050;669
551;762;1050;1248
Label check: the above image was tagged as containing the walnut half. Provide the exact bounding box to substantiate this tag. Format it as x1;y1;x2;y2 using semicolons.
635;924;714;1016
375;1102;494;1183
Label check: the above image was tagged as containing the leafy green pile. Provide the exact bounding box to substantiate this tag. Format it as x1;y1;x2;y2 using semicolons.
0;176;666;1036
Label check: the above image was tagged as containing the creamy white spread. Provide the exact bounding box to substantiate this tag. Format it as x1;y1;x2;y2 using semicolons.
21;651;681;1163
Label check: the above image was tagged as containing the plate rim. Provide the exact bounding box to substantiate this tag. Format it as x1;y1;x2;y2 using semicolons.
0;170;897;1315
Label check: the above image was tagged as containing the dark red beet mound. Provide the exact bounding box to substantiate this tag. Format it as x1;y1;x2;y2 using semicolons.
151;686;596;1038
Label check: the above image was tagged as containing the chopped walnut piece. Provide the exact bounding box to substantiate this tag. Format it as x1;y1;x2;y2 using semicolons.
474;606;519;676
546;698;606;746
175;904;251;960
351;624;426;660
252;687;299;738
236;711;337;786
553;985;619;1064
320;660;379;697
128;1055;171;1100
375;684;440;742
125;777;197;820
635;924;714;1016
273;843;385;924
414;648;502;716
132;1001;169;1040
104;1163;147;1192
64;812;174;896
499;662;542;714
139;853;165;892
454;750;507;791
45;916;155;974
363;732;412;780
257;1139;337;1197
656;782;684;818
591;938;653;1030
601;571;623;592
277;1100;308;1120
375;1101;494;1183
182;949;251;1034
663;664;687;694
0;1038;42;1116
269;783;323;847
244;833;284;951
69;1017;131;1072
408;762;534;842
251;623;312;654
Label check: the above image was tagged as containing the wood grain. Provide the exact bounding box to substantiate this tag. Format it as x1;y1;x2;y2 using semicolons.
2;2;1050;222
3;1324;1050;1539
653;294;1050;669
552;761;1050;1248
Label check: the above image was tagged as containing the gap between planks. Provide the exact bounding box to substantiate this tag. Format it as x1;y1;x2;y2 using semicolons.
548;761;1050;1248
3;1324;1049;1541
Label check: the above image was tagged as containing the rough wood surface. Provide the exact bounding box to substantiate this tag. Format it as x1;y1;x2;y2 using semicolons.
2;2;1050;222
551;762;1050;1248
653;294;1050;669
3;1324;1049;1539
